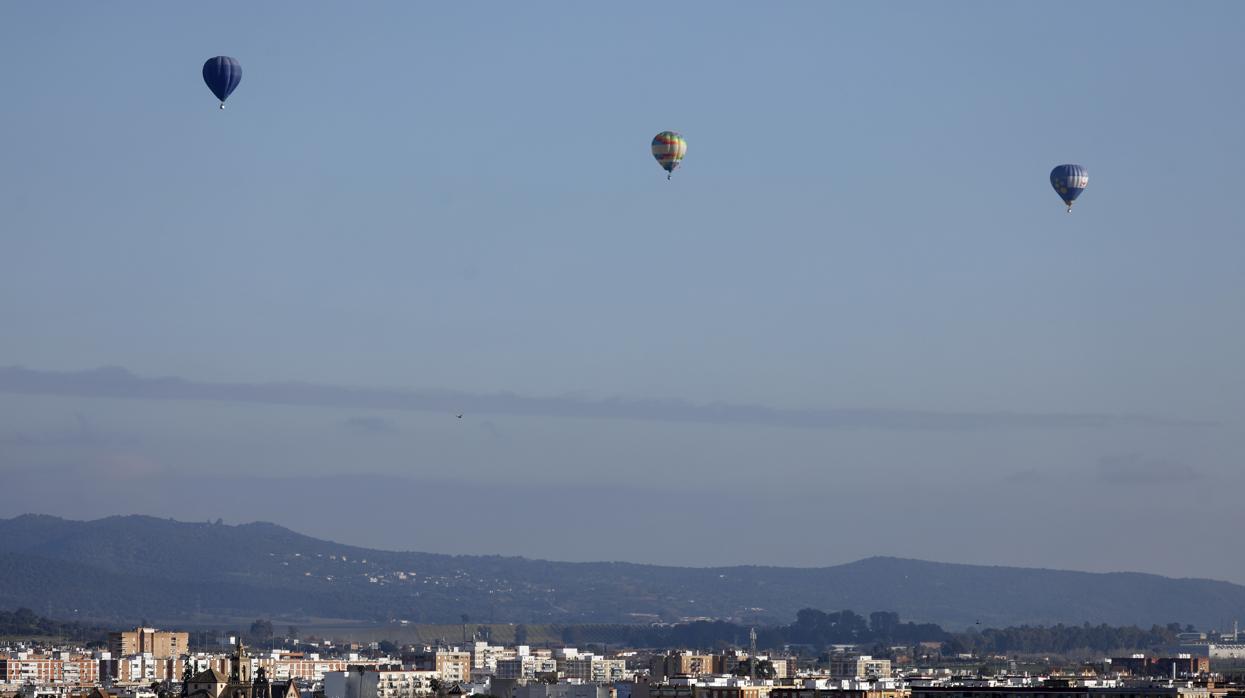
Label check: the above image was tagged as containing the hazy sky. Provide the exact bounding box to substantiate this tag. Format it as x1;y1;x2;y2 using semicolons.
2;3;1245;582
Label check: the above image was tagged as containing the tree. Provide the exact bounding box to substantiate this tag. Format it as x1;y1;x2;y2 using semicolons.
12;608;37;630
732;659;776;680
249;619;274;645
514;625;529;646
870;611;900;637
287;626;300;642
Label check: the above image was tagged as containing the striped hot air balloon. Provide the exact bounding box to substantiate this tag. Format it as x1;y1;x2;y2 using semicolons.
1050;164;1089;212
651;131;687;180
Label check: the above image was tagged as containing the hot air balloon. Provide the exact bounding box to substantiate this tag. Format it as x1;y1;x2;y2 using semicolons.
651;131;687;180
202;56;242;109
1050;164;1088;212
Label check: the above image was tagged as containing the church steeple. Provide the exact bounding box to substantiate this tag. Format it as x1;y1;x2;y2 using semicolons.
231;640;250;685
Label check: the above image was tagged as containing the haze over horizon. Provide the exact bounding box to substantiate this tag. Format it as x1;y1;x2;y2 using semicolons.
3;3;1244;584
4;508;1241;582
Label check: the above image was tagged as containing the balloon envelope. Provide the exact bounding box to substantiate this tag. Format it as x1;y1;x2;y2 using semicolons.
651;131;687;176
202;56;242;106
1050;164;1088;208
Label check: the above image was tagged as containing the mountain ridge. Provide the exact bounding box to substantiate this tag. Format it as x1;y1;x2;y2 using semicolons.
1;514;1240;630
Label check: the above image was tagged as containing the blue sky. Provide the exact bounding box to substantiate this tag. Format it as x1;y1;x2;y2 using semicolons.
2;3;1245;584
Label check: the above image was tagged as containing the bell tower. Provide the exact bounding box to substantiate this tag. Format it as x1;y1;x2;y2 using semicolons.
231;640;251;685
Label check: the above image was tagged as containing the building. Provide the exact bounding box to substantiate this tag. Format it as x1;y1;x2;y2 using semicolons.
407;650;471;684
828;657;891;681
495;656;559;681
107;654;181;684
651;654;716;680
772;685;908;698
186;667;232;698
0;653;100;686
250;653;354;683
1209;644;1245;660
1109;656;1209;677
184;642;298;698
471;643;520;674
558;656;628;684
513;684;613;698
697;686;773;698
910;685;1212;698
637;684;696;698
323;668;441;698
109;629;190;660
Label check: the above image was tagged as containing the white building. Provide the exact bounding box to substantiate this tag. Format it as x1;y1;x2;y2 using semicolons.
472;643;518;673
1209;643;1245;659
324;668;441;698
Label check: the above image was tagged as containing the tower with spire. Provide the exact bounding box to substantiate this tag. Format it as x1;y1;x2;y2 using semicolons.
230;640;251;686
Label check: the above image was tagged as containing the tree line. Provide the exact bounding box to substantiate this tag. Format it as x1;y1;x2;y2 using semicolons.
0;607;110;644
553;609;1187;656
948;622;1187;655
0;606;1192;657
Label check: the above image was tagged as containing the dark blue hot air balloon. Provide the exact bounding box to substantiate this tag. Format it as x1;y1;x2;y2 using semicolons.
202;56;242;109
1050;164;1088;212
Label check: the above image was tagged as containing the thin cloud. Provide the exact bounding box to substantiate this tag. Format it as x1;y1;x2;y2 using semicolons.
0;365;1210;432
1096;454;1201;484
1003;468;1044;484
0;413;132;447
477;419;504;442
341;415;401;435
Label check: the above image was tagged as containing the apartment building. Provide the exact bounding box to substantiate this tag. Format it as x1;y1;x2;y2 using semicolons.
324;668;441;698
651;653;716;680
0;653;101;685
495;655;559;680
558;656;628;684
828;657;891;681
108;628;190;659
407;650;471;684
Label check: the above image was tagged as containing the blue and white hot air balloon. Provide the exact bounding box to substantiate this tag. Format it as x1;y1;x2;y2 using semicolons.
1050;164;1088;212
202;56;242;109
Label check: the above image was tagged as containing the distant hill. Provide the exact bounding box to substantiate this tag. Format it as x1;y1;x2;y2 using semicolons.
1;514;1241;629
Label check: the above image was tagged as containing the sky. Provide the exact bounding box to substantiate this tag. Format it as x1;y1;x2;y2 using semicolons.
2;2;1245;582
